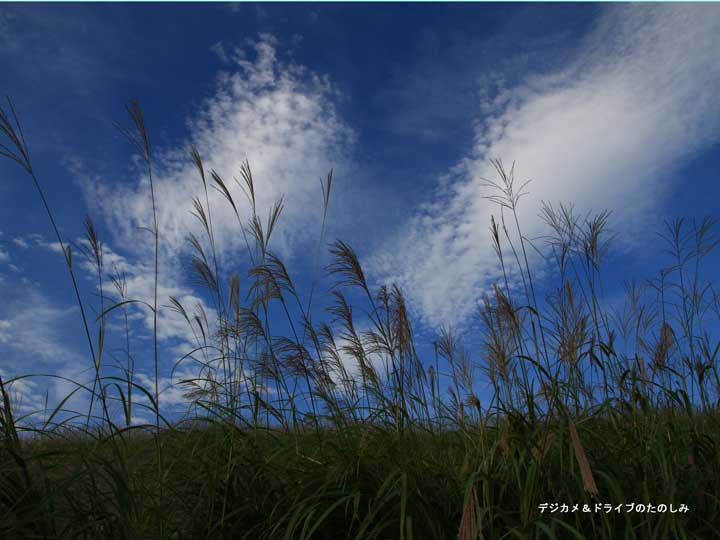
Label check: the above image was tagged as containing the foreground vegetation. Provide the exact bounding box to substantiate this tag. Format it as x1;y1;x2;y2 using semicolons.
1;99;719;539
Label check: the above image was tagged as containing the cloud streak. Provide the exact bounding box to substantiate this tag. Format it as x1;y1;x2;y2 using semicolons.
373;4;720;328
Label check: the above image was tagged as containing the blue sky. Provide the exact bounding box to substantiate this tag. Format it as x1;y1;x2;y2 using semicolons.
1;3;719;420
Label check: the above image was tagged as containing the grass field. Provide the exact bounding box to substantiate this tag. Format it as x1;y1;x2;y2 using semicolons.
1;100;719;539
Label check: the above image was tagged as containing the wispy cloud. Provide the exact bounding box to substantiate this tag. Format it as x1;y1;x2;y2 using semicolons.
0;287;81;365
373;5;720;327
82;34;353;263
0;282;89;416
74;34;354;347
68;238;205;345
0;369;45;416
12;237;29;249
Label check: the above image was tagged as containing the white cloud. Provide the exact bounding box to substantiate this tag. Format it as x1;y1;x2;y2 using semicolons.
0;286;91;420
0;319;10;341
132;363;228;413
134;370;193;411
72;239;205;344
34;237;63;253
17;234;211;393
0;288;81;364
82;34;353;265
0;370;45;416
373;5;720;327
73;34;354;353
0;249;9;262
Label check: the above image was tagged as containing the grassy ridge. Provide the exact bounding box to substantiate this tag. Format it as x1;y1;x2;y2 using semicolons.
3;415;718;539
2;99;720;539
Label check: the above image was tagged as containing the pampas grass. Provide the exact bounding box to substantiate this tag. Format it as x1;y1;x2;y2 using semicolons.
1;99;719;539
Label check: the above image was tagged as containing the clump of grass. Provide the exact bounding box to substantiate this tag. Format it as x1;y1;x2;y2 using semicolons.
1;100;719;539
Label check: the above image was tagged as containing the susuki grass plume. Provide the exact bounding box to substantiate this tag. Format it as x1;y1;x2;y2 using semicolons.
0;100;719;540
